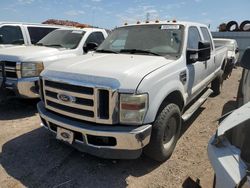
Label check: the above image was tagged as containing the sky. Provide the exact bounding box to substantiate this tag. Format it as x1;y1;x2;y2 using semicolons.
0;0;249;31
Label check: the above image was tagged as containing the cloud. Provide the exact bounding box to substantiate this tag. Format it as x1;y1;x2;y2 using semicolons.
65;10;85;16
91;0;102;2
194;0;202;2
17;0;34;4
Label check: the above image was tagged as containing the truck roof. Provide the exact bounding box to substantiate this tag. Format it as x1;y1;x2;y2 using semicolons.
55;27;107;32
0;21;69;28
120;20;209;28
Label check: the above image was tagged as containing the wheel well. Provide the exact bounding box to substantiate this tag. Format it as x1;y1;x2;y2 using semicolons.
221;59;227;71
157;91;184;117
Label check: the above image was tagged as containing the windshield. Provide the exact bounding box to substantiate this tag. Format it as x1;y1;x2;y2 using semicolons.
97;24;184;57
37;29;85;49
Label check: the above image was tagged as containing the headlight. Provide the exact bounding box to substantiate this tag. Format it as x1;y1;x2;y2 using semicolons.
119;93;148;125
21;62;44;78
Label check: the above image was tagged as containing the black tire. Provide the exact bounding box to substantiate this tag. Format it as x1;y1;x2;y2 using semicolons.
144;103;182;162
226;21;239;31
211;71;223;96
213;174;216;188
240;20;250;31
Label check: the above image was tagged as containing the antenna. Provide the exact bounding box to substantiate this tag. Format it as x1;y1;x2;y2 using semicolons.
146;12;150;22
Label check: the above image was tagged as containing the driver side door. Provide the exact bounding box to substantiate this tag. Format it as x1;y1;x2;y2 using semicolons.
186;26;208;102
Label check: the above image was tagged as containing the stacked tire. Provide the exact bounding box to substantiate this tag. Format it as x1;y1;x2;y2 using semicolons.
219;20;250;32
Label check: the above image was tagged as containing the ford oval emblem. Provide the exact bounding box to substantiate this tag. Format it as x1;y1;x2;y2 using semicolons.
61;132;70;139
57;93;76;103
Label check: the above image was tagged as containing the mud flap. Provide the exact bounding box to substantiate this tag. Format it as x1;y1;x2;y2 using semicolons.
0;62;7;102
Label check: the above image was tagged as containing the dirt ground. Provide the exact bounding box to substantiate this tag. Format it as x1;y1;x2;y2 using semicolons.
0;67;242;188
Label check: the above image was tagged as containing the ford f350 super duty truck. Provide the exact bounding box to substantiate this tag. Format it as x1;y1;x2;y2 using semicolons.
0;27;108;98
37;21;228;161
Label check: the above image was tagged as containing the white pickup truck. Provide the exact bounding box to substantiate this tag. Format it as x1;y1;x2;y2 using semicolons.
37;21;228;161
0;27;108;98
0;22;61;48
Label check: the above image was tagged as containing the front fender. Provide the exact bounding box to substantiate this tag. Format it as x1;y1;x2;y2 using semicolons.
145;80;186;123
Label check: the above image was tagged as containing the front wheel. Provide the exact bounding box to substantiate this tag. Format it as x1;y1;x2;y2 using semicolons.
144;103;182;162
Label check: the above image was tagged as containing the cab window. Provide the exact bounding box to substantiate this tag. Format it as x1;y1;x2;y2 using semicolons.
187;27;201;50
200;27;213;50
0;26;24;45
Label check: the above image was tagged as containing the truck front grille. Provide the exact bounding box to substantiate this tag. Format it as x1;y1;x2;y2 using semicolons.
42;78;118;124
0;61;20;79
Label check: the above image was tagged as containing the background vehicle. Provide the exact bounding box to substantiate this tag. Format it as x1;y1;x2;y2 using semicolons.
214;38;239;79
212;31;250;62
0;27;108;99
208;48;250;188
0;22;61;48
37;21;228;162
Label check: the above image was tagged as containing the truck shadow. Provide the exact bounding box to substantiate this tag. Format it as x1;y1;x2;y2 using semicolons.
0;127;160;188
0;98;38;120
180;107;205;138
221;100;237;116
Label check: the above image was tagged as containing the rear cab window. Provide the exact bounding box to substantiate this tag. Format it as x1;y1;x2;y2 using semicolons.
0;25;24;45
200;27;213;50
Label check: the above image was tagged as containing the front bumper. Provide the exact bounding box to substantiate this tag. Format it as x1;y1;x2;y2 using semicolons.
0;77;39;98
37;101;152;159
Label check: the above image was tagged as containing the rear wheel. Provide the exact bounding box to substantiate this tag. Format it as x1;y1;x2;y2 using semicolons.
144;103;182;162
211;71;223;96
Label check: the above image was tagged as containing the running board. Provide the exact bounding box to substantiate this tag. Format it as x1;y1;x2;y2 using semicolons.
182;89;213;121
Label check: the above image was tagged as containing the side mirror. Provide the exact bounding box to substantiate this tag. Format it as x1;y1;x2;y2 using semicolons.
235;47;239;54
83;42;98;53
198;41;211;61
186;49;199;64
186;41;211;64
240;47;250;70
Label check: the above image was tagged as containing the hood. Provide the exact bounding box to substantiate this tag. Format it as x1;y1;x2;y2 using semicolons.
0;46;68;62
43;53;175;90
0;44;19;48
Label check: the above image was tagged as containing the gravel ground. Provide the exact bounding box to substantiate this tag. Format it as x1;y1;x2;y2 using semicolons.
0;67;242;188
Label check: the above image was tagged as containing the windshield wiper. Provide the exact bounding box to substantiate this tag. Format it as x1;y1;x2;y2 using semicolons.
44;44;63;48
120;49;161;56
35;43;44;46
95;49;118;54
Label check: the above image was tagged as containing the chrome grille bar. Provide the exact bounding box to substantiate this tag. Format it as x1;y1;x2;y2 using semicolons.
0;61;20;79
42;78;118;124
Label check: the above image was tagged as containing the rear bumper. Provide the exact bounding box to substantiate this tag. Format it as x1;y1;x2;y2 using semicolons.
37;101;152;159
0;77;39;98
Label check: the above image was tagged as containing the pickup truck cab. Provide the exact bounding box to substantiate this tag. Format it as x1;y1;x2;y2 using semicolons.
0;27;108;98
0;22;61;48
208;48;250;188
37;21;228;161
